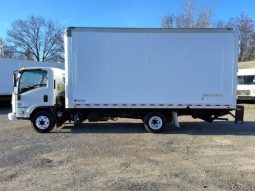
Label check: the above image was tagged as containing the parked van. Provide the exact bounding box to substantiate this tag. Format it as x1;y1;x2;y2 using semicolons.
237;68;255;101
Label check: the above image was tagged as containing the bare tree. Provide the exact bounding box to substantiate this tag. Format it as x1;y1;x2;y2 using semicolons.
161;14;175;28
216;14;255;62
224;18;236;28
3;45;16;59
183;0;195;28
246;33;255;60
0;38;3;57
161;0;215;28
221;14;255;61
173;0;196;28
215;20;225;28
0;38;17;58
7;15;64;62
236;13;254;61
162;1;255;61
196;4;214;28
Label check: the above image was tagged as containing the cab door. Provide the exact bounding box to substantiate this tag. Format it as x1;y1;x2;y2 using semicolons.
16;69;53;118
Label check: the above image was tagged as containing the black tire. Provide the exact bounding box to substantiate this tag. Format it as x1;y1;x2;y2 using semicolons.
143;112;167;133
31;111;55;133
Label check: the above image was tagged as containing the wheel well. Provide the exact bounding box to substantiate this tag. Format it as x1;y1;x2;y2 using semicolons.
141;110;172;122
30;107;54;120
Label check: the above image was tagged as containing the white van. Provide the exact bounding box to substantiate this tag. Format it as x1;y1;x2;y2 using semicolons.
237;68;255;101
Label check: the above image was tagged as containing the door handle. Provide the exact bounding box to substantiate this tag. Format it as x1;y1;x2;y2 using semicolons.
43;95;48;102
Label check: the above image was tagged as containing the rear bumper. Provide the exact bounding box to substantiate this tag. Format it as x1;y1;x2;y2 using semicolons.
237;96;255;101
8;113;17;121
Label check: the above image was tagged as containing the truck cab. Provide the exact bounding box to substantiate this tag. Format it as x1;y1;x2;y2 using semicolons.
8;67;65;132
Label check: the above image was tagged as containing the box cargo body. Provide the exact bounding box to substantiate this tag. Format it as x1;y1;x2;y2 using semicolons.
0;58;64;104
65;28;238;109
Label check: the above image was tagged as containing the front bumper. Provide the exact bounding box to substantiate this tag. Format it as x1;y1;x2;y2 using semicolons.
237;96;255;101
8;113;17;121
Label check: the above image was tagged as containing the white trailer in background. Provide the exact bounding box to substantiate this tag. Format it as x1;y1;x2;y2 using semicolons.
8;27;243;133
0;58;64;104
237;68;255;101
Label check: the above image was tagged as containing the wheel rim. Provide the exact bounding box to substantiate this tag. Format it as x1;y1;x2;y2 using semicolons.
148;116;163;130
35;116;50;130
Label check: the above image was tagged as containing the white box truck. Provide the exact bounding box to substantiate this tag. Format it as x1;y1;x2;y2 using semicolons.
8;27;243;133
0;58;64;105
237;68;255;101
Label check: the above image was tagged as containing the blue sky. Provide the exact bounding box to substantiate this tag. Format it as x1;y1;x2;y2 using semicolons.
0;0;255;38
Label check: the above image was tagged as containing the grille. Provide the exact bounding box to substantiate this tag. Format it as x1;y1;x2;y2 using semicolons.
237;90;250;96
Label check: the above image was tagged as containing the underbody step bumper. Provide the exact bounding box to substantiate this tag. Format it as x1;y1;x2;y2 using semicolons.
237;96;255;101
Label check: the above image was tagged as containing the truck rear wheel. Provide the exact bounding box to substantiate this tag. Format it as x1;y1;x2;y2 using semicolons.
31;111;55;133
143;112;166;133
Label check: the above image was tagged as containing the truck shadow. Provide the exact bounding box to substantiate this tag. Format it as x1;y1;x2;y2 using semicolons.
170;121;255;136
61;122;146;134
59;121;255;136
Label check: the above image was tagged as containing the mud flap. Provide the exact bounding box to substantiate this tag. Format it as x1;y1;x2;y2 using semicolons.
171;111;180;128
235;105;244;124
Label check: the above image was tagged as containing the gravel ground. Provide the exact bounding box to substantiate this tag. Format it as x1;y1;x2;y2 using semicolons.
0;104;254;191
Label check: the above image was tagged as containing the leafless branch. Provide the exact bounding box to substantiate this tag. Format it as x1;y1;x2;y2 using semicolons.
7;15;64;62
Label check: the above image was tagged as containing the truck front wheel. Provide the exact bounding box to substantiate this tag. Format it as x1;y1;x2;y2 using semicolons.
31;111;55;133
143;112;166;133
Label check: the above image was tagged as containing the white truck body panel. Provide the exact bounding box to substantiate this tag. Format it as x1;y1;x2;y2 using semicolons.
65;28;238;109
0;58;64;96
237;68;255;100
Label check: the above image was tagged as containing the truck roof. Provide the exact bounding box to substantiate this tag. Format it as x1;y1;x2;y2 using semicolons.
65;27;235;37
20;67;64;72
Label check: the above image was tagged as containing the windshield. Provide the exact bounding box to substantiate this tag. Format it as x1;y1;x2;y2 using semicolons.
238;75;255;85
19;70;48;94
